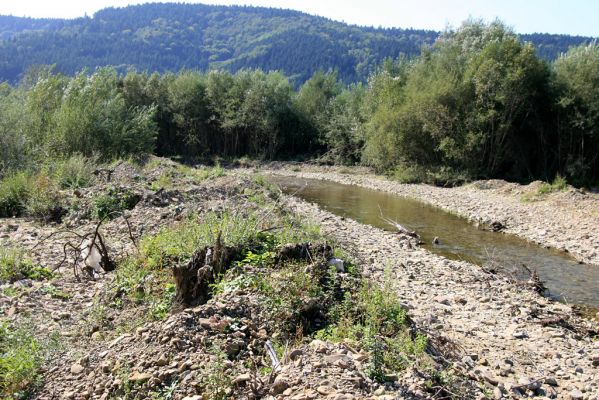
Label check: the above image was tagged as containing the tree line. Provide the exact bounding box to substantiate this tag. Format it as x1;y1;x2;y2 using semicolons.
1;21;598;186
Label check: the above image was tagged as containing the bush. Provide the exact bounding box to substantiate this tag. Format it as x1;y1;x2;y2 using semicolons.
25;173;64;222
0;172;31;218
92;187;140;219
0;247;52;283
390;163;428;184
53;154;96;189
0;322;44;398
538;174;568;195
316;282;427;382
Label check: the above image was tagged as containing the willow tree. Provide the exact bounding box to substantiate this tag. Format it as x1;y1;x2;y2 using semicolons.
553;42;599;183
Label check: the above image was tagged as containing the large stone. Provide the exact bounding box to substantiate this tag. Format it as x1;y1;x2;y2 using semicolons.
232;373;251;385
128;371;152;383
70;363;85;374
271;377;290;395
568;389;583;400
316;386;336;395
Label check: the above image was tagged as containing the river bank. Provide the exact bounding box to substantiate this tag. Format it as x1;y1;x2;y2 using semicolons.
261;164;599;267
1;158;484;399
284;194;599;399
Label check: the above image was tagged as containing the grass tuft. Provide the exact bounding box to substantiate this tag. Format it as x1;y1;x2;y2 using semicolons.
0;247;52;283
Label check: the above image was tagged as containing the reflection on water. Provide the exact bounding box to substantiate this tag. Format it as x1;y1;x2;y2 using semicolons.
272;176;599;308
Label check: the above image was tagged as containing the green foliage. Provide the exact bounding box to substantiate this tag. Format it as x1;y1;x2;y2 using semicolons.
0;19;598;187
0;168;65;221
41;285;72;300
362;20;553;182
0;322;44;398
201;344;232;400
141;211;259;269
149;284;176;321
537;174;568;195
0;247;52;283
553;42;599;183
109;254;174;322
0;84;29;175
52;154;96;189
50;69;158;159
0;172;31;218
92;187;140;220
24;173;63;221
234;250;276;268
316;282;427;382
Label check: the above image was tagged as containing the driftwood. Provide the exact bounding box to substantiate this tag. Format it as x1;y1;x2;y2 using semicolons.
172;233;242;306
378;206;420;239
264;340;281;371
33;212;139;280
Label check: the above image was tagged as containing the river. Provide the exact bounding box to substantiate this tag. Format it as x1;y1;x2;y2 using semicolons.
272;176;599;309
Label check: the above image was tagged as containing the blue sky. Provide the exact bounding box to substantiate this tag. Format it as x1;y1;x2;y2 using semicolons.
1;0;598;37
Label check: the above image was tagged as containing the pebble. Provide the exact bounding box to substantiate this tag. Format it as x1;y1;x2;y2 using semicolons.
70;364;85;374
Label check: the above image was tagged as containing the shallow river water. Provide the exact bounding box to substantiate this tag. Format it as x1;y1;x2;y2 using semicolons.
272;176;599;308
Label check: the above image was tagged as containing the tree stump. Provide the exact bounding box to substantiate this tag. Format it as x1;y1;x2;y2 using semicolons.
172;234;241;306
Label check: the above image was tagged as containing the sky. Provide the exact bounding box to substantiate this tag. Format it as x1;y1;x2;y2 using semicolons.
1;0;598;37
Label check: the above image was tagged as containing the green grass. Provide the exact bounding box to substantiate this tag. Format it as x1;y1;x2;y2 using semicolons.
522;174;569;202
0;172;31;218
537;174;568;195
0;170;65;221
51;154;96;189
109;209;266;323
0;248;52;283
24;173;63;221
0;322;56;399
316;282;427;382
92;187;140;219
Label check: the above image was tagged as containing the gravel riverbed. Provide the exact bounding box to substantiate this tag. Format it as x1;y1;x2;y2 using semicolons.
263;166;599;267
286;194;599;399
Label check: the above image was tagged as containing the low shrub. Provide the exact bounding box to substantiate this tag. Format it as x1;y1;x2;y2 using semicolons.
316;282;427;382
52;154;96;189
92;187;140;219
25;173;65;222
0;247;52;283
0;172;31;218
389;163;428;184
0;322;44;398
537;174;568;195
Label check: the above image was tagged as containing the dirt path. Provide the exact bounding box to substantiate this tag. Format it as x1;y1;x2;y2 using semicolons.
262;166;599;267
286;196;599;399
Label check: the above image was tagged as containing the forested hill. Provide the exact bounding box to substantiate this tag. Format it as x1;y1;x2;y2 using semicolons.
0;3;595;84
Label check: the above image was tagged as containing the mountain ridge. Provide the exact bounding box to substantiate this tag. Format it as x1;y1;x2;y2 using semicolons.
0;2;595;84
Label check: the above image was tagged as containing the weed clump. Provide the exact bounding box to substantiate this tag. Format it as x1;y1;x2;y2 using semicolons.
52;154;96;189
316;282;427;382
0;172;31;218
537;174;568;195
0;322;49;398
0;247;52;283
92;187;140;220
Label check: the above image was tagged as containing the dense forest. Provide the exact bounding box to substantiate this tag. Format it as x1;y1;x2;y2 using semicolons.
0;3;596;84
1;19;599;211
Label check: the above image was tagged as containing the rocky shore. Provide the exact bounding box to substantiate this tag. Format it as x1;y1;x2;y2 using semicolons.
1;159;481;399
2;159;598;400
286;195;599;399
262;165;599;266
